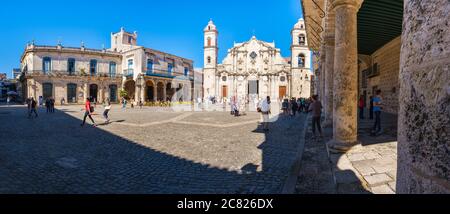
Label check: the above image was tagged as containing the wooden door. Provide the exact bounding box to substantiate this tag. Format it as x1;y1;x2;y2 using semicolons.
222;85;228;98
279;86;286;99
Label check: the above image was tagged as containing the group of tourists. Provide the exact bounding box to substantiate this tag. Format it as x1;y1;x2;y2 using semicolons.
281;97;312;116
308;89;384;140
45;98;55;113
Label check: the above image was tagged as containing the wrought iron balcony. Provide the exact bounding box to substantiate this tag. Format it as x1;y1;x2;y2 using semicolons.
123;69;134;77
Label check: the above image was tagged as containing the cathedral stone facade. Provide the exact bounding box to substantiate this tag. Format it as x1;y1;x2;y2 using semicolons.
203;19;313;102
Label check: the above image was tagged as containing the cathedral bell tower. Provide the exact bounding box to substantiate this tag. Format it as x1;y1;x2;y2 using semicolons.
291;18;312;98
203;19;218;98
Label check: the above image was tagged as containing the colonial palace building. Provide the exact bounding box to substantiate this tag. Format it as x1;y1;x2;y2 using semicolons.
18;28;194;104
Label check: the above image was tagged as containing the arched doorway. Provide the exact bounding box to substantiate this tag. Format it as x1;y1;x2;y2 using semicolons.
109;84;118;102
42;83;53;100
157;82;164;101
145;81;155;102
67;83;77;103
166;82;174;101
176;83;183;102
89;84;98;102
124;80;135;100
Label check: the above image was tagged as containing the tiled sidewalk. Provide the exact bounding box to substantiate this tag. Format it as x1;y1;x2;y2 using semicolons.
296;112;398;194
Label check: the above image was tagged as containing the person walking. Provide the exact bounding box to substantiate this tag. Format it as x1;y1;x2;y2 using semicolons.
50;98;55;113
282;98;288;116
122;97;127;109
369;95;374;120
139;99;143;109
26;97;31;115
61;97;65;106
372;90;383;135
230;96;235;115
291;97;298;117
45;98;50;113
81;97;96;127
358;95;365;119
103;99;111;123
259;96;271;132
233;98;240;117
28;97;38;118
308;95;323;140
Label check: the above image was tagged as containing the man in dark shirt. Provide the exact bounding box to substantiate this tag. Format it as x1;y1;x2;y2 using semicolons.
28;97;38;118
308;95;323;139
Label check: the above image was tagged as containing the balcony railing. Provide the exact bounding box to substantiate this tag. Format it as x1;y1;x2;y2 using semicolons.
144;68;193;79
123;69;134;77
26;70;121;78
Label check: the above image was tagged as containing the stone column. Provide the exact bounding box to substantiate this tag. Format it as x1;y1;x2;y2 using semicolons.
323;11;336;127
163;81;167;101
104;86;110;102
141;82;145;102
83;83;88;102
327;0;363;152
397;0;450;193
319;45;326;100
153;82;157;102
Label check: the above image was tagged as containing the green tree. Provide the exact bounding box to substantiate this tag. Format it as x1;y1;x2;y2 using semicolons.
119;89;128;99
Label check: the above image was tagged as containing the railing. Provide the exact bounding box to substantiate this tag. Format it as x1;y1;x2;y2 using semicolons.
26;70;121;78
144;68;193;80
32;45;119;54
123;69;134;77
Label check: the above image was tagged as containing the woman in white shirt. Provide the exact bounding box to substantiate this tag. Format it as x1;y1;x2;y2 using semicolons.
103;99;112;123
259;96;271;131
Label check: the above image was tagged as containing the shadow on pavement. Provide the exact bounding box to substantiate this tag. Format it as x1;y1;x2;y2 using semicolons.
0;105;304;194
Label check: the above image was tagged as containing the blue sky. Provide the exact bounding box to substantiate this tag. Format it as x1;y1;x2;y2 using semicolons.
0;0;303;78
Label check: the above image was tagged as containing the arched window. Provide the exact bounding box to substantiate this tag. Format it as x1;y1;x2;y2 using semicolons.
207;56;211;64
305;74;309;80
299;34;306;45
42;57;51;74
298;54;305;68
300;24;304;29
89;59;97;75
207;37;212;46
184;67;189;76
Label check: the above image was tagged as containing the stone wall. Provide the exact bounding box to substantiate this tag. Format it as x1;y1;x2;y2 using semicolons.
25;76;121;105
359;36;401;114
397;0;450;193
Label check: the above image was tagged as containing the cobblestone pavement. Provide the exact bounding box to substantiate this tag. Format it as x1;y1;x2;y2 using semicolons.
295;112;398;194
0;104;306;193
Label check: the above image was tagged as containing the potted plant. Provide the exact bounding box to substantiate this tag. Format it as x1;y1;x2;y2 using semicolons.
80;68;87;76
119;89;128;99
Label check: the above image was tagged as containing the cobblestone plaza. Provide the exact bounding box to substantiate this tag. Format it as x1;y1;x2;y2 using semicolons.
0;104;307;193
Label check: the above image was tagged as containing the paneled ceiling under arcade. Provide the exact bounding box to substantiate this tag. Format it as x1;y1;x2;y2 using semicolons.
357;0;404;55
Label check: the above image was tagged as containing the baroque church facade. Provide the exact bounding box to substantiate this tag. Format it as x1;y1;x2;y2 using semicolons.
203;18;313;102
